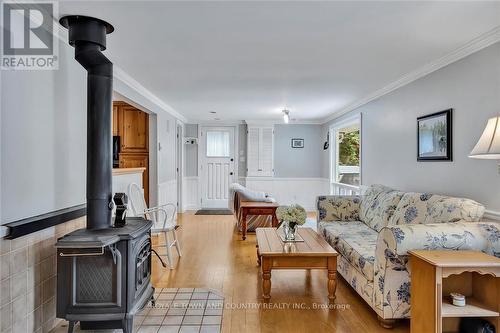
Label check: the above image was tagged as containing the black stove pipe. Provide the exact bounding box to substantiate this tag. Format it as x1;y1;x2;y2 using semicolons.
60;16;115;230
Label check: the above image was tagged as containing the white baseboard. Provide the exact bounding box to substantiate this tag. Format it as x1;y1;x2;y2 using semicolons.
244;177;329;211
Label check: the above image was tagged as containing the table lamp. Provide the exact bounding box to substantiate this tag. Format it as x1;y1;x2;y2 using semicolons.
469;116;500;159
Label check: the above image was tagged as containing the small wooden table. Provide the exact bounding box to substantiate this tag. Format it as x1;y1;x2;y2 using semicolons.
409;250;500;333
255;227;338;302
240;201;279;240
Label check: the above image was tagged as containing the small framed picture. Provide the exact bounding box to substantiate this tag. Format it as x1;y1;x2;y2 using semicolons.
291;138;304;148
417;109;452;161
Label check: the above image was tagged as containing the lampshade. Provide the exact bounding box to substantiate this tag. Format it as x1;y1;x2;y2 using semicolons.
469;116;500;159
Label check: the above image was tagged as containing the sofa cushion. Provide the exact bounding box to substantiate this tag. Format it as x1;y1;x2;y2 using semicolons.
359;185;404;232
391;192;485;225
319;221;377;281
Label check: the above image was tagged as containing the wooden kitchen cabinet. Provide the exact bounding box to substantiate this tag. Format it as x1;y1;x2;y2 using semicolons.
120;106;149;153
113;101;150;205
119;153;149;205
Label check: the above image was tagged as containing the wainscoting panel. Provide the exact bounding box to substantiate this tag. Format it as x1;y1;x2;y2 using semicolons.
182;177;199;211
244;177;330;211
158;179;178;214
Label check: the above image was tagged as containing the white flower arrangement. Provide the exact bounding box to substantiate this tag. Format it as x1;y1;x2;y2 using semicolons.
276;204;307;226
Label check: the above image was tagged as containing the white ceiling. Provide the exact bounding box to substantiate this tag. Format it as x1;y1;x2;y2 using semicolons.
60;1;500;123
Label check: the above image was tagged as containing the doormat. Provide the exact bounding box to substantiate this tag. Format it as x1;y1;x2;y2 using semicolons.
53;288;224;333
195;209;233;215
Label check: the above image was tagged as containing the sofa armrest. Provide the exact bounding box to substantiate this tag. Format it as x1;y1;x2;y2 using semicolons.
316;195;361;223
377;222;499;257
373;222;499;319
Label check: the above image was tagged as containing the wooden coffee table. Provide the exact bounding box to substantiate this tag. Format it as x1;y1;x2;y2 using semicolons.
255;227;338;302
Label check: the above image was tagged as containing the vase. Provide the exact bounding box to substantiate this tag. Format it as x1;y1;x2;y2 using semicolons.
283;221;298;241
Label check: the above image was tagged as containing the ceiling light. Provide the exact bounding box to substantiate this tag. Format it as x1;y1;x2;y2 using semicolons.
282;109;290;124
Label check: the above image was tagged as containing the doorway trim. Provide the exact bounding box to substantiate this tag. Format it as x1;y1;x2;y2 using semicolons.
176;123;183;212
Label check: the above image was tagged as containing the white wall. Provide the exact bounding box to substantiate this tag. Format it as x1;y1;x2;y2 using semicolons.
1;37;87;224
157;112;179;209
323;42;500;212
245;177;329;211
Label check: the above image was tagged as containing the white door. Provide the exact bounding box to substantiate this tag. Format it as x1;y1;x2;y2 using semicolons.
200;126;235;208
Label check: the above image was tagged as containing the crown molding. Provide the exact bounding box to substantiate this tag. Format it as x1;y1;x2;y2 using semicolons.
321;25;500;124
54;16;188;123
113;67;188;123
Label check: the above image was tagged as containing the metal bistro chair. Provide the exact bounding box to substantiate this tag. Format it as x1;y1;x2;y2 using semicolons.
127;183;182;269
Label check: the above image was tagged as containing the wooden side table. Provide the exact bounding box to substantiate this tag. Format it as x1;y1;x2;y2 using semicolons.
409;250;500;333
239;201;279;240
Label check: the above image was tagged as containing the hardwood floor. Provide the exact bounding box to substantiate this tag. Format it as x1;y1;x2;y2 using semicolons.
151;212;410;333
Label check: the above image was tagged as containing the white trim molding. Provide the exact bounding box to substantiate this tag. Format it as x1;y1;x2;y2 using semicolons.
114;67;188;123
322;25;500;123
483;209;500;222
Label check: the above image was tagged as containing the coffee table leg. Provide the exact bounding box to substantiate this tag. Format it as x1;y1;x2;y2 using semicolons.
327;257;337;303
262;257;271;301
242;210;248;240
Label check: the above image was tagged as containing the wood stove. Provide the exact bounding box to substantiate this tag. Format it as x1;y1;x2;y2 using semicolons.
55;16;153;333
56;218;153;333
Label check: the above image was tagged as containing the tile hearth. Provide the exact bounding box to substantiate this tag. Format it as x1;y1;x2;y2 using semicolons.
51;288;224;333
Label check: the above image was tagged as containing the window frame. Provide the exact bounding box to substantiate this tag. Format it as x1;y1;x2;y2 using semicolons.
205;130;231;158
329;113;362;193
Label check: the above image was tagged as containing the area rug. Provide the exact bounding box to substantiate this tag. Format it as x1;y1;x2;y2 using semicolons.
53;288;224;333
195;209;232;215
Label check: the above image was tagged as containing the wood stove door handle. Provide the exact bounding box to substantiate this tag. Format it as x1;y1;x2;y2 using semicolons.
59;247;104;257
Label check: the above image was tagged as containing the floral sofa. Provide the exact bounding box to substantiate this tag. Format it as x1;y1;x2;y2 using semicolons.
316;184;500;327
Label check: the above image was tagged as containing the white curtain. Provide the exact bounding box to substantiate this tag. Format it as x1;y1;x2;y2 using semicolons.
206;131;230;157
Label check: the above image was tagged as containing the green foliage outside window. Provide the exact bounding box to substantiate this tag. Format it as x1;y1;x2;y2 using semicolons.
338;131;360;166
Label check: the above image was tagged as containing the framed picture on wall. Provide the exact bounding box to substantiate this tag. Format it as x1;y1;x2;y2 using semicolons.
417;109;452;161
291;138;304;148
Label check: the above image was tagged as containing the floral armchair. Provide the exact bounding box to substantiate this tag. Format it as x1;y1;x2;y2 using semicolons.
317;185;499;327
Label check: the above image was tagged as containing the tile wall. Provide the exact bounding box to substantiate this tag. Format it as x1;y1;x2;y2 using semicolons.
0;217;86;333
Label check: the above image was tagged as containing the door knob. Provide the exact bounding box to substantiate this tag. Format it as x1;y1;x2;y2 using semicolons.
230;158;234;162
230;172;233;175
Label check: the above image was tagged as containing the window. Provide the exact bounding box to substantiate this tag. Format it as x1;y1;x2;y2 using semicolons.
206;131;230;157
330;114;361;194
